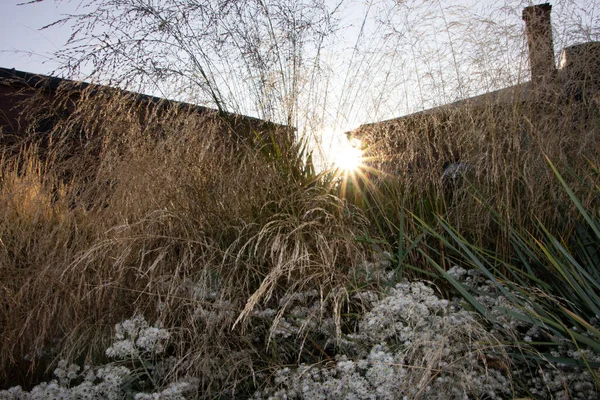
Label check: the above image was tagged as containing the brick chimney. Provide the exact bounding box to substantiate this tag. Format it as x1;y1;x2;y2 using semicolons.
522;3;556;85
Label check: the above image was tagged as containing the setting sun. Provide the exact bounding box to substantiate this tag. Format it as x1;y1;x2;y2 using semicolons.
334;138;363;172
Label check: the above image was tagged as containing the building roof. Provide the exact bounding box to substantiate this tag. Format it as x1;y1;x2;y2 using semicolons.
352;82;534;134
0;67;283;129
348;3;559;138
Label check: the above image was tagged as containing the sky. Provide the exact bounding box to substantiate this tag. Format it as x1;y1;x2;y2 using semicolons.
0;0;76;74
0;1;511;110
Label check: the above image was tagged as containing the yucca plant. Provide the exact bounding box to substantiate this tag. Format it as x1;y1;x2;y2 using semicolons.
417;158;600;391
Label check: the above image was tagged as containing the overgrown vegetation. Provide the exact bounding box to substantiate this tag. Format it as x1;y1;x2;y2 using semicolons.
2;0;600;398
0;86;375;396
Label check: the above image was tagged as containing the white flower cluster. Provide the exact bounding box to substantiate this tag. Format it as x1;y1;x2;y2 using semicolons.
516;363;598;400
449;267;531;332
359;282;450;345
4;265;599;399
0;315;197;400
448;266;600;400
252;289;337;344
512;341;600;399
106;314;171;359
133;379;199;400
254;347;397;400
0;364;131;400
255;281;512;399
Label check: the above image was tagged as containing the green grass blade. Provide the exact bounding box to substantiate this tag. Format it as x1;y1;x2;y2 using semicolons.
418;248;496;322
547;156;600;239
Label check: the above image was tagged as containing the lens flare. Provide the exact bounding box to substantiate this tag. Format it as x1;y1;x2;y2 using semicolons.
334;139;362;172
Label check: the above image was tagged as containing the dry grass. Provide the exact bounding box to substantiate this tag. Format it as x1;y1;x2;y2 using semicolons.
348;85;600;261
0;88;371;394
3;1;600;396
